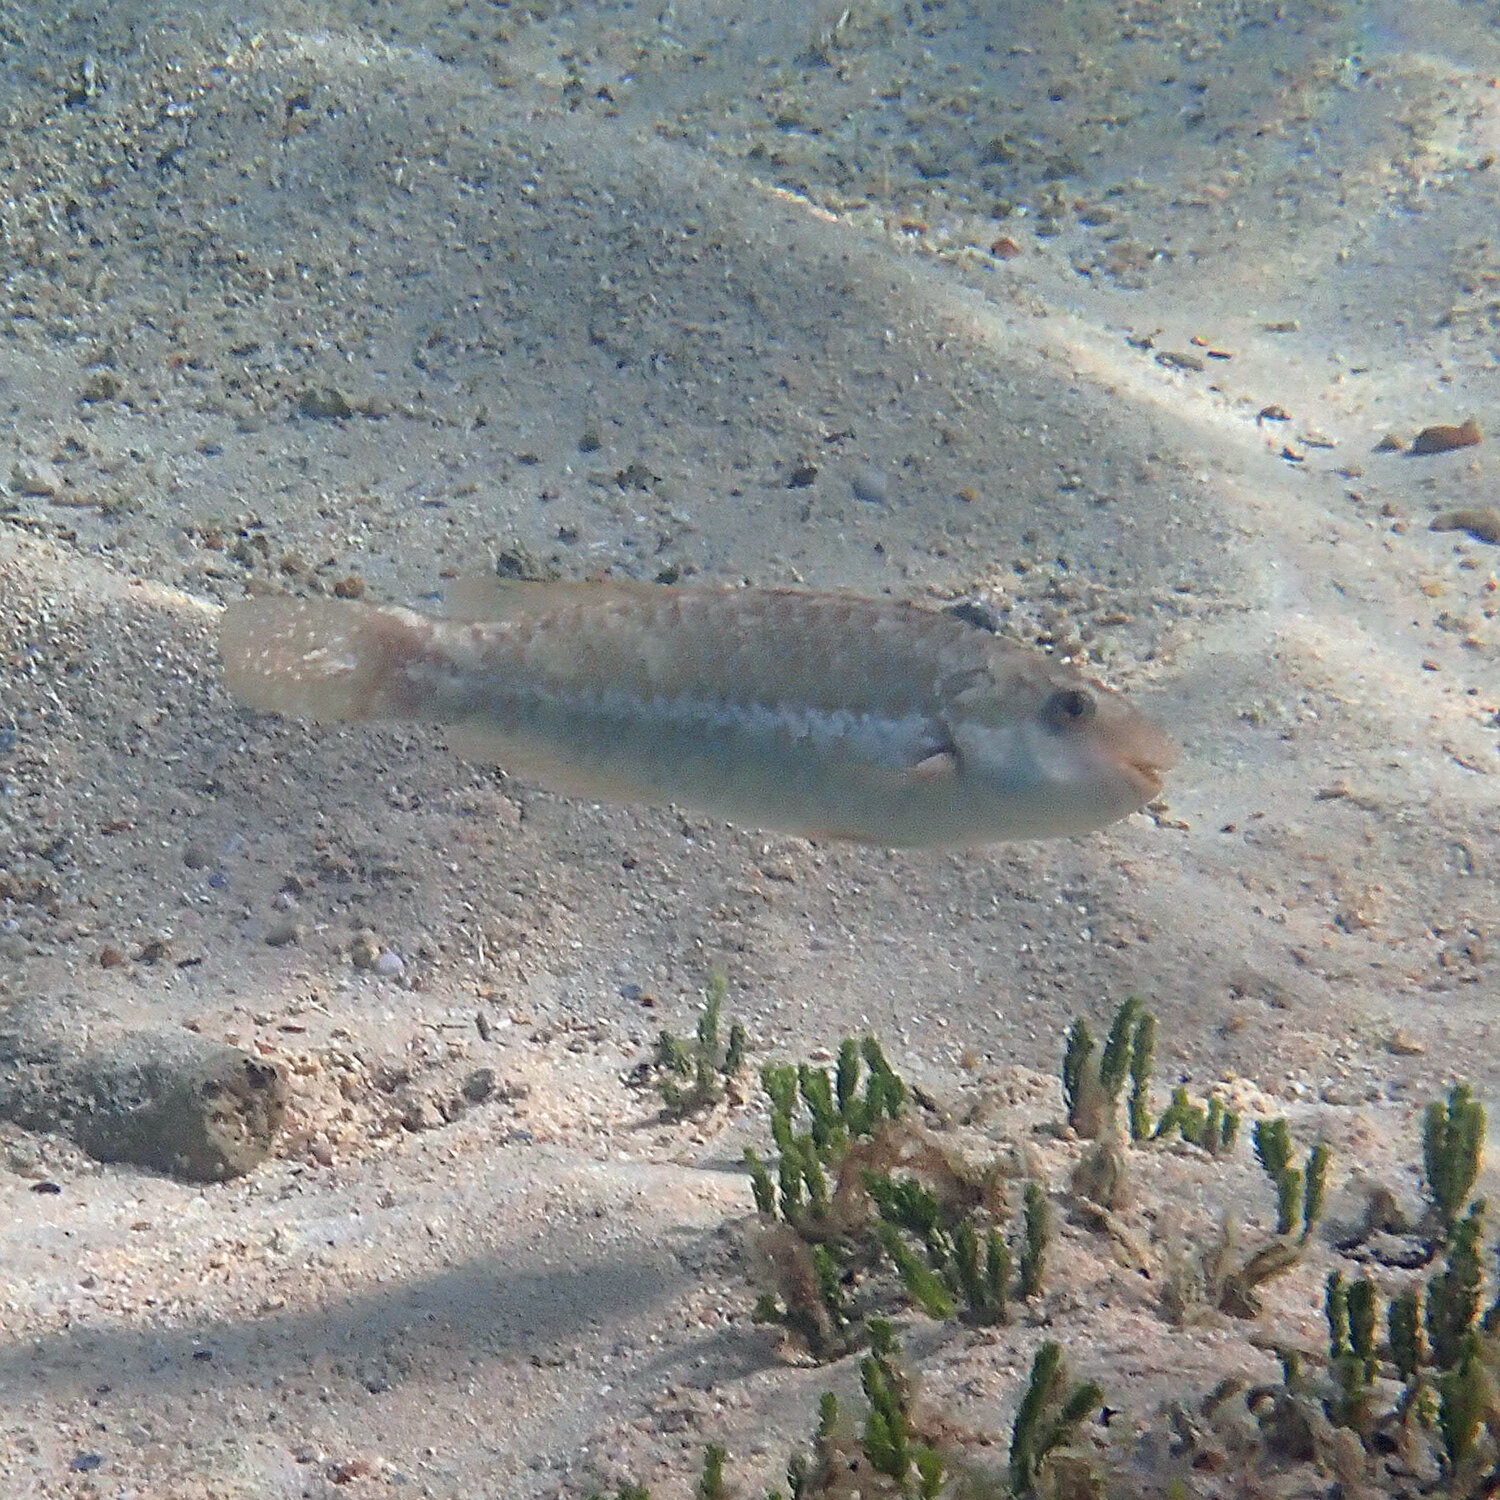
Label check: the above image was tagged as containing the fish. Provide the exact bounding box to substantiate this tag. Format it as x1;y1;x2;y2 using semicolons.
218;578;1177;848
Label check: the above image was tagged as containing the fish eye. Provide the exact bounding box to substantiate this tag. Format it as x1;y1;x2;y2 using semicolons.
1044;687;1096;730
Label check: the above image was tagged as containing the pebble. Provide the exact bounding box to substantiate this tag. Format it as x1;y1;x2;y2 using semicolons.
462;1067;497;1103
849;464;890;504
373;949;405;977
945;598;1003;633
1410;417;1481;455
1385;1029;1426;1057
265;918;301;948
1320;1080;1373;1106
1430;508;1500;545
1362;1231;1430;1269
9;457;63;496
5;1141;42;1175
298;386;354;420
80;370;120;402
1155;350;1205;372
401;1096;442;1131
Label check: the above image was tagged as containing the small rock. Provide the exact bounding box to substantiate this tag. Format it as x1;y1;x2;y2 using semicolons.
946;598;1002;633
350;933;379;970
80;370;120;402
615;459;654;491
1430;508;1500;545
1410;417;1481;455
298;387;354;420
1362;1184;1410;1236
400;1096;442;1131
461;1067;497;1104
1385;1029;1426;1057
493;544;558;581
10;457;63;497
1320;1080;1369;1106
849;464;890;504
373;949;405;977
5;1143;42;1176
265;918;301;948
1363;1231;1429;1270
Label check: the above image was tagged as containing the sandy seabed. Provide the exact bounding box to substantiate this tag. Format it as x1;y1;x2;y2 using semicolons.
2;1;1500;1495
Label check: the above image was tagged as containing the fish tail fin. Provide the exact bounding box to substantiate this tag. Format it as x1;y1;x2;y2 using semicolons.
219;597;435;723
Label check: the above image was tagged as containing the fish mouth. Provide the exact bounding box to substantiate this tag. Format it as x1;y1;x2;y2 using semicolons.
1094;703;1177;805
1122;757;1167;800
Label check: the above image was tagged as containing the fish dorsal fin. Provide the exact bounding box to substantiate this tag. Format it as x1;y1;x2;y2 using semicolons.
443;571;670;622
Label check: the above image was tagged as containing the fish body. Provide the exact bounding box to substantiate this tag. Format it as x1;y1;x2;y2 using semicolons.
219;580;1175;848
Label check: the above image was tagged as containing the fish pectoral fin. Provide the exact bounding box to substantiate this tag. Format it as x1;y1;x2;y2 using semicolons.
906;748;961;782
787;748;960;843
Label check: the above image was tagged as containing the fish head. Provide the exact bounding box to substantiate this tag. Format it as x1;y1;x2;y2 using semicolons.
950;667;1178;840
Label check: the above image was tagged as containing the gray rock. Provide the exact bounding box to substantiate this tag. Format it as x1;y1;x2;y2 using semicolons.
10;457;63;497
849;464;891;504
0;1001;286;1180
